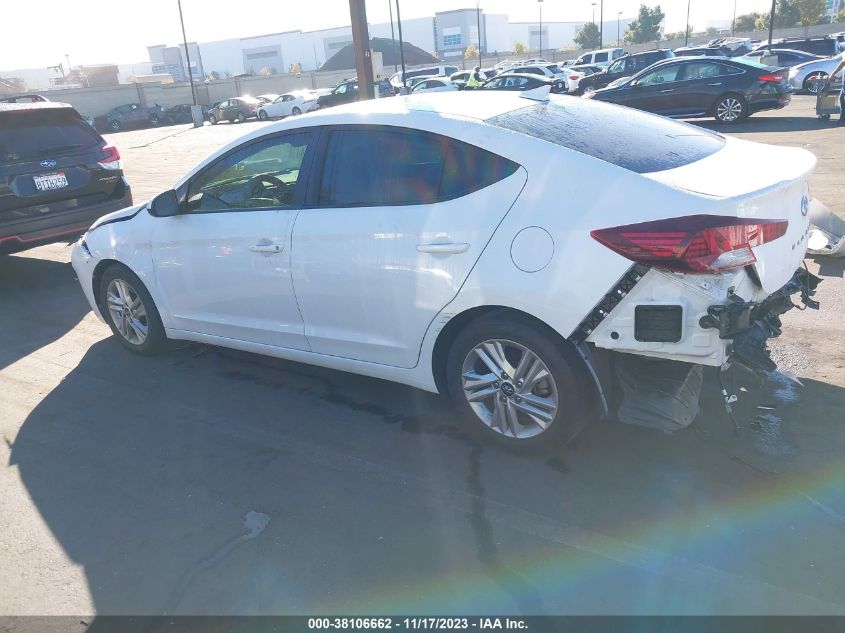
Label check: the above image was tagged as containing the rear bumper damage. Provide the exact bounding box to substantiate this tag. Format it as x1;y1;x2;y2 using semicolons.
578;266;820;433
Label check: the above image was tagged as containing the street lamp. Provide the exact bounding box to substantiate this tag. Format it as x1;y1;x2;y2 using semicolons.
732;0;738;36
685;0;691;47
477;1;483;67
177;0;198;120
388;0;398;72
599;0;604;48
538;0;544;56
617;11;622;45
591;2;596;24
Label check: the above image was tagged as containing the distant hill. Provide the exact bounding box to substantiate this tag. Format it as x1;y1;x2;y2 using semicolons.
320;37;439;72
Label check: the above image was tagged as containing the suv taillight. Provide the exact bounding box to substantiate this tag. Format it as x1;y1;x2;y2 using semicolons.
97;144;122;171
590;215;788;273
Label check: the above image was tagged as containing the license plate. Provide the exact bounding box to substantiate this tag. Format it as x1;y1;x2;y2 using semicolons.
34;172;69;192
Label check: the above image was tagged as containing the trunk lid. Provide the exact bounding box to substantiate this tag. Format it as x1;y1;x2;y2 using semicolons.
643;136;815;293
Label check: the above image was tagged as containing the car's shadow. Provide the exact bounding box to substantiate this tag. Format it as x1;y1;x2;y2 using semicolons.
9;332;845;616
0;250;90;372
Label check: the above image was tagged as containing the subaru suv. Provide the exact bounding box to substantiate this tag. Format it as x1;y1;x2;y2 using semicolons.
0;102;131;254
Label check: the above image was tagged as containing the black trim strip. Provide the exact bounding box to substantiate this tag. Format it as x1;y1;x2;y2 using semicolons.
571;263;650;343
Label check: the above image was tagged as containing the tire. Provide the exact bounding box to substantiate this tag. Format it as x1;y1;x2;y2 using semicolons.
99;264;167;356
209;114;218;125
258;109;269;120
821;113;831;121
291;106;302;116
714;93;747;123
804;72;828;94
445;313;588;448
149;114;160;127
581;84;596;95
109;119;122;132
237;112;247;123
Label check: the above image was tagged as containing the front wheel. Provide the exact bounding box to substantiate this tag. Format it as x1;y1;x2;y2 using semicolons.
804;72;828;94
149;114;160;127
446;314;587;448
714;94;747;123
109;119;122;132
258;109;269;120
99;264;167;355
237;112;247;123
208;114;218;125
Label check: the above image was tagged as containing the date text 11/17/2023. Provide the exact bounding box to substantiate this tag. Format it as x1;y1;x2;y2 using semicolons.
307;617;528;630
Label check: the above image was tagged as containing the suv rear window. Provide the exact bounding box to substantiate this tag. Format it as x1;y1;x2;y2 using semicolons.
486;99;725;174
0;109;100;164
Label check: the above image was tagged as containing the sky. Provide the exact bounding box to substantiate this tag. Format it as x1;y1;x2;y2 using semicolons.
2;0;778;71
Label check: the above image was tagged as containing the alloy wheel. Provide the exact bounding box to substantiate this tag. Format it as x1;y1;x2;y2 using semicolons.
461;339;559;439
717;97;743;122
806;73;826;94
106;279;148;346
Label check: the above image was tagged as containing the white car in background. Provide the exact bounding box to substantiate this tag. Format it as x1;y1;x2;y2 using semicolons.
71;91;820;447
509;63;586;93
257;92;318;120
411;78;459;93
788;55;844;94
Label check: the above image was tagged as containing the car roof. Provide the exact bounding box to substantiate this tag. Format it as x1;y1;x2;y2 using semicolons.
0;101;74;113
494;72;555;82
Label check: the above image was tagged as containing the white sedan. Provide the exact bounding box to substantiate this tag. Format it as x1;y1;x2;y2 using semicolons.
412;78;458;93
71;91;819;446
257;92;318;120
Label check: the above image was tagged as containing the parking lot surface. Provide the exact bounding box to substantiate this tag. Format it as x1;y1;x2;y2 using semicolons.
2;96;845;616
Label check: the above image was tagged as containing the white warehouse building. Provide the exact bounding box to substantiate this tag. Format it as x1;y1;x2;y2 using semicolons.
150;8;635;77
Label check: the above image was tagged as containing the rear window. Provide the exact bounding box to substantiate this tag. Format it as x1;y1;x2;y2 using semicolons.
486;100;725;174
0;109;100;163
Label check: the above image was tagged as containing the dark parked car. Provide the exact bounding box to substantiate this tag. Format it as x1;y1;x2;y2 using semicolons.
758;36;842;57
0;94;49;103
673;46;730;58
315;79;393;109
162;103;210;124
479;73;567;94
0;103;131;254
207;97;262;124
578;49;674;94
586;57;791;123
95;103;166;133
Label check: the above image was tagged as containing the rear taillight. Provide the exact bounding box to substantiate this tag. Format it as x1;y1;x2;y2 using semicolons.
590;215;788;274
97;144;122;171
569;75;580;80
759;72;785;83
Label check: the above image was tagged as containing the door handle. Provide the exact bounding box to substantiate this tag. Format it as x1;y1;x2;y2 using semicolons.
417;242;470;254
249;243;284;253
660;89;674;93
708;82;723;86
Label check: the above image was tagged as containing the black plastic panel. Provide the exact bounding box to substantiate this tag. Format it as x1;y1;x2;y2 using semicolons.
634;305;683;342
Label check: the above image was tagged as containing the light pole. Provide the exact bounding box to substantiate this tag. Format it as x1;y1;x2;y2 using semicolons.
732;0;738;35
767;0;776;47
685;0;691;47
617;11;622;45
388;0;398;72
538;0;544;56
177;0;198;114
476;1;483;67
395;0;408;91
599;0;604;48
591;2;596;24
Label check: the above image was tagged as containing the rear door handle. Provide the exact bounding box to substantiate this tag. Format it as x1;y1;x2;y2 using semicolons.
249;243;284;253
660;89;674;93
417;242;470;254
708;82;723;86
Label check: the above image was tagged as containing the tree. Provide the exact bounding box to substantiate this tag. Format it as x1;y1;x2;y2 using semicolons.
513;41;527;54
706;26;720;36
733;12;761;31
795;0;827;25
839;0;845;21
574;22;601;49
207;70;221;81
624;4;666;44
755;0;802;29
464;44;478;59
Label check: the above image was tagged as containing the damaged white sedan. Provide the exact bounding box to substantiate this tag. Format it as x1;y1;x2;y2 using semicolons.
71;91;820;446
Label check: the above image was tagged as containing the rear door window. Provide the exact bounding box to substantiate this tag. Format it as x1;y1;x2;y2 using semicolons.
486;100;725;174
595;52;609;62
0;109;101;163
317;127;519;207
636;63;682;85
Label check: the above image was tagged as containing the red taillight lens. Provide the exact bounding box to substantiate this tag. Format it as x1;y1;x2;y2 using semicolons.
590;215;788;273
759;73;785;83
569;75;580;80
97;144;122;171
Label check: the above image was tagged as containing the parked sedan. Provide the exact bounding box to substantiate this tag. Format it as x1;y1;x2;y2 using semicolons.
70;91;819;446
411;78;459;93
207;97;262;124
162;104;210;124
586;57;791;123
95;103;166;132
258;92;318;119
787;55;844;94
740;48;823;69
480;73;567;94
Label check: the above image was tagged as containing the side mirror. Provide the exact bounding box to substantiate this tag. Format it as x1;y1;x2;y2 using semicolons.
149;189;180;218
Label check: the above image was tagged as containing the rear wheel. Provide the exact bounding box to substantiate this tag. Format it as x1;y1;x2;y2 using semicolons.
237;112;247;123
446;314;587;448
109;119;121;132
208;114;218;125
99;264;166;356
581;84;596;95
149;114;160;127
292;106;302;116
714;94;747;123
804;72;828;94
